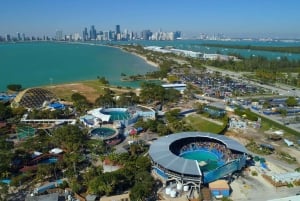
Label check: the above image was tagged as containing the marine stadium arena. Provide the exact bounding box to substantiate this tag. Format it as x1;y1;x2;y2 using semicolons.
149;132;248;190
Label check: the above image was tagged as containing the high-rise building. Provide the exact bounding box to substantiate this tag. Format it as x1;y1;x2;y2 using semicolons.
55;30;63;41
129;32;134;40
82;27;88;41
110;31;115;41
115;25;121;40
73;33;80;41
174;31;181;39
6;34;11;41
90;25;97;40
116;25;121;34
141;30;152;40
17;32;21;41
22;33;26;41
104;31;109;41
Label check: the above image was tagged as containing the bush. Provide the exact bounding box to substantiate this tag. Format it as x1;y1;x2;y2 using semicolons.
7;84;22;91
251;171;258;176
293;180;300;186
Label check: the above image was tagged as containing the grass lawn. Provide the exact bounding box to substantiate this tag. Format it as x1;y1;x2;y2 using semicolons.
45;80;133;103
185;114;225;133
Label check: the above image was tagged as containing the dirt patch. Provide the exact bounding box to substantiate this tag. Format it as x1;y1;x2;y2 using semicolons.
45;82;136;103
225;130;252;145
46;83;100;103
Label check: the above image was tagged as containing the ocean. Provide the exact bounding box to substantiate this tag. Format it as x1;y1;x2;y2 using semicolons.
1;40;300;92
0;42;157;91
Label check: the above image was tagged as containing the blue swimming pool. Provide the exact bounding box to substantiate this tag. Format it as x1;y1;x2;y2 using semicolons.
40;157;58;164
101;108;131;121
90;127;116;138
0;179;11;184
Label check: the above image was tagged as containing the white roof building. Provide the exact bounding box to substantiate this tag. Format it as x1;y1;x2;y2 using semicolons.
87;108;111;122
270;172;300;183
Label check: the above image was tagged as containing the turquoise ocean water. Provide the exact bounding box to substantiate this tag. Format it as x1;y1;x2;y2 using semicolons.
1;40;300;92
0;42;156;91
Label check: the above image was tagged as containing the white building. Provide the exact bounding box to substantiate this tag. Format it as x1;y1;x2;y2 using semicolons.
73;33;81;41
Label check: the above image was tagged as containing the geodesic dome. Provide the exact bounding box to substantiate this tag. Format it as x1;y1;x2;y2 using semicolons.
12;88;56;109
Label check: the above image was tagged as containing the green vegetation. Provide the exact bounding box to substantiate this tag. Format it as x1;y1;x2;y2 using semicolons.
286;96;298;107
277;151;297;164
97;76;109;85
234;108;258;121
246;140;273;155
205;56;300;87
0;136;14;177
7;84;22;92
259;114;300;137
185;114;225;133
134;118;171;136
0;102;13;121
121;44;300;88
294;180;300;186
200;43;300;54
139;82;181;104
71;92;91;113
234;107;300;137
251;171;258;176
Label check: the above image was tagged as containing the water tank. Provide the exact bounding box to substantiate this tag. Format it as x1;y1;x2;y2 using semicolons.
170;190;176;198
165;187;171;195
183;185;189;192
176;183;183;190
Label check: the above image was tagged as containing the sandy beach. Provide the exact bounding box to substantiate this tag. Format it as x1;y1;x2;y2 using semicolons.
129;51;160;68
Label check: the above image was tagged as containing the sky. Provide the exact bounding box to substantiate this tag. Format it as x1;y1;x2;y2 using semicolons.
0;0;300;38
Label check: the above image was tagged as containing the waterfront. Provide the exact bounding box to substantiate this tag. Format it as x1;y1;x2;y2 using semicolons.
103;39;300;60
0;42;157;91
1;40;300;92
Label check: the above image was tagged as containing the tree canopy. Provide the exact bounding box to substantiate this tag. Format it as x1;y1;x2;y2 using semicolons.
0;102;13;121
53;125;86;152
286;96;298;107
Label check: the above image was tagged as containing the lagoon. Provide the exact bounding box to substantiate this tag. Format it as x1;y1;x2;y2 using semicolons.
0;42;157;91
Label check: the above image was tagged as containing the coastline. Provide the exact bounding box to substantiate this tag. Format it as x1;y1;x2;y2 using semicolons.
115;45;160;68
66;41;160;68
123;49;160;68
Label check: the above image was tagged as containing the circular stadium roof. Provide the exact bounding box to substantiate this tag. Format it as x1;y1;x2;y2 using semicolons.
149;132;248;177
12;88;56;108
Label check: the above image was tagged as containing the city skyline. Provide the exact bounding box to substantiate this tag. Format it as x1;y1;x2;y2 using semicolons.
0;0;300;39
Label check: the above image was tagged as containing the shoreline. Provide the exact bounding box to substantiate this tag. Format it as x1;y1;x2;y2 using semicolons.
122;49;160;68
66;41;160;68
115;45;160;68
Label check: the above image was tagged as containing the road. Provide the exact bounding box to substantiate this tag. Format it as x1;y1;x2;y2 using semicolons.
204;65;300;97
202;65;300;134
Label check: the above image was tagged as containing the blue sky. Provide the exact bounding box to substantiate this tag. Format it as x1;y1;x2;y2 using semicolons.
0;0;299;38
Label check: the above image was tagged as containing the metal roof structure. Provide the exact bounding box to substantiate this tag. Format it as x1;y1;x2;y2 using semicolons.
12;88;56;109
149;132;248;176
